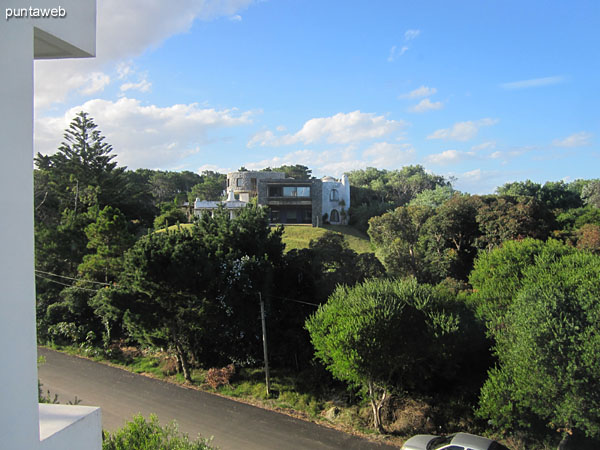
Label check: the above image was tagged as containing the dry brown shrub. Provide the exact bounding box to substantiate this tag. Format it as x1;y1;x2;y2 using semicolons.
161;356;178;376
120;346;142;359
205;364;235;389
386;397;435;435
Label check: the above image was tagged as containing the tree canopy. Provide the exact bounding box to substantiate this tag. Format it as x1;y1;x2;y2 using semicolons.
306;278;462;431
478;251;600;442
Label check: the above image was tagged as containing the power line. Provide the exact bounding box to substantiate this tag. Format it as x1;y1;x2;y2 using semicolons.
267;293;320;307
34;269;114;287
34;274;102;293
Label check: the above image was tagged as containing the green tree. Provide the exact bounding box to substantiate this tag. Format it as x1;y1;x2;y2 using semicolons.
154;202;189;229
262;164;312;180
420;194;481;281
475;195;555;250
478;252;600;444
150;170;202;205
80;206;133;282
496;179;542;198
34;111;127;217
115;205;285;373
348;166;451;233
120;228;215;381
497;179;583;211
409;185;456;208
306;278;460;432
189;171;226;201
368;205;434;281
306;231;385;301
469;238;575;334
581;179;600;208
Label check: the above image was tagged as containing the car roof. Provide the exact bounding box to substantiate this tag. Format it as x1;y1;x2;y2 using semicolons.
451;432;494;449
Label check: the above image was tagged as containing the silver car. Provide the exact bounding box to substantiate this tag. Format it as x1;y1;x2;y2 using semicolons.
401;432;510;450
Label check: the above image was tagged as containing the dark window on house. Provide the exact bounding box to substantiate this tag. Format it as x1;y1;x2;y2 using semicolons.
330;189;339;201
303;208;312;223
269;186;283;197
236;178;243;187
251;178;257;190
283;186;311;197
270;209;280;222
227;178;230;187
330;209;340;223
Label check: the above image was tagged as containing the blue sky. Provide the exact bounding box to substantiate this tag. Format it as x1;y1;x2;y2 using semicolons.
34;0;599;193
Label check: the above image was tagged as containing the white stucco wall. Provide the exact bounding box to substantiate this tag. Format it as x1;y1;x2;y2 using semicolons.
321;175;351;224
0;1;98;448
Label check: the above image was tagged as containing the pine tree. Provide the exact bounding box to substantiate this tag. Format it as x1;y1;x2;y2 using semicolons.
35;111;126;218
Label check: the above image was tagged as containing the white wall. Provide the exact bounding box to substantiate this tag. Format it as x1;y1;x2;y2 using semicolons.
39;405;102;450
321;176;351;225
0;1;98;448
0;20;40;450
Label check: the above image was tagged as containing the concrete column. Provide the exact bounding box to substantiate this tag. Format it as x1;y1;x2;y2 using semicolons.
0;22;40;449
1;2;99;448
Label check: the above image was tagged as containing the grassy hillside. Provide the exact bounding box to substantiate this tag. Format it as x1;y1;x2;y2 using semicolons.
160;223;373;254
281;224;373;254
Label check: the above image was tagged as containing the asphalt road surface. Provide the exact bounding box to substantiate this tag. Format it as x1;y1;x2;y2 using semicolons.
38;348;397;450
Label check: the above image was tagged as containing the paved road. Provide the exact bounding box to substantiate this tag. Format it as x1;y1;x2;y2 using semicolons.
38;348;397;450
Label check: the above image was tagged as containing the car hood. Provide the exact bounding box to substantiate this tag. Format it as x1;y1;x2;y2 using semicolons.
401;434;438;450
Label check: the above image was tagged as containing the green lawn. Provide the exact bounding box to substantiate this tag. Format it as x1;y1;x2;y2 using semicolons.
281;224;373;254
160;223;373;254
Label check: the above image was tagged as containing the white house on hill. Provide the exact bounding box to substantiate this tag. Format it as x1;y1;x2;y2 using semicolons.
193;190;249;219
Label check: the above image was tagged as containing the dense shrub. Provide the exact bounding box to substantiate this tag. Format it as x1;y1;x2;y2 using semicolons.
102;414;214;450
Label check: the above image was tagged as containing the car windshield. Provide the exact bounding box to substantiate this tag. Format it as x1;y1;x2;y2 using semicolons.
427;435;455;450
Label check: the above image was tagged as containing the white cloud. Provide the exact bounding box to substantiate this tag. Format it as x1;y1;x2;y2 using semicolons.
425;149;475;165
427;118;498;142
116;62;133;79
450;168;506;195
248;130;277;147
35;98;254;169
460;168;484;182
120;78;152;93
400;85;437;99
409;98;443;113
404;29;421;41
197;164;234;174
500;76;565;90
78;72;111;96
490;151;503;159
247;111;406;147
34;0;257;109
387;29;420;62
471;141;496;151
388;45;408;62
229;14;243;21
363;142;415;167
552;131;593;148
242;141;415;178
508;146;536;157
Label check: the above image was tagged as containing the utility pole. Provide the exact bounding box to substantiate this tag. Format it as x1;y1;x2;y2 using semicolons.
259;292;271;396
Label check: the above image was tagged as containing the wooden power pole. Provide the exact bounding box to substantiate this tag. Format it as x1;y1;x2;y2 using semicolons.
259;292;271;396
